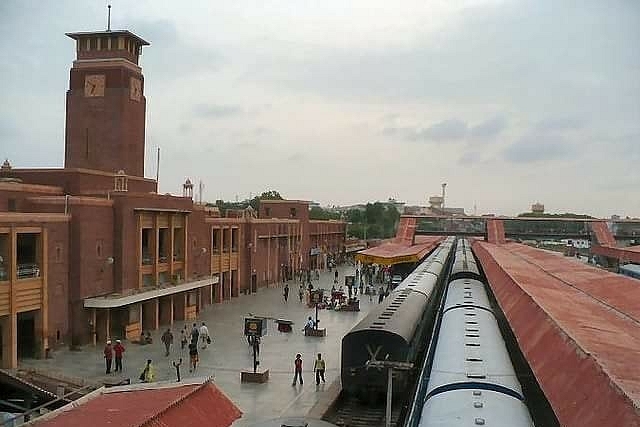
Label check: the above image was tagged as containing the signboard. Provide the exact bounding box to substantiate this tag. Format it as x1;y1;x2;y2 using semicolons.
345;275;355;288
311;290;322;304
244;317;266;337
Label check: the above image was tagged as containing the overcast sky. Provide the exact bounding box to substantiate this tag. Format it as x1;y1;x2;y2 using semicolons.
1;1;638;217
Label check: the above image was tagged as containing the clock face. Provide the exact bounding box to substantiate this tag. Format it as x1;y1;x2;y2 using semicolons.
130;77;142;102
84;74;105;97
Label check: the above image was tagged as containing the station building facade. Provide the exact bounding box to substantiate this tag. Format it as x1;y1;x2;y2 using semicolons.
0;27;345;368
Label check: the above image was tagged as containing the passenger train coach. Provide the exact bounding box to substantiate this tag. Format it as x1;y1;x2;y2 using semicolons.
341;237;455;400
418;239;534;426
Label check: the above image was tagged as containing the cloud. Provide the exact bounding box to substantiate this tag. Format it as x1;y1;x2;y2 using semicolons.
533;117;585;133
193;104;243;118
417;119;468;141
503;134;573;163
470;116;507;139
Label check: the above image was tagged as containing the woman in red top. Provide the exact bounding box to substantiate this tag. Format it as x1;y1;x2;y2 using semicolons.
292;353;303;386
113;340;125;373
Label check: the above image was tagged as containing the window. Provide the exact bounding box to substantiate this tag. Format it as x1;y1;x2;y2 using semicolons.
8;199;16;212
158;228;169;263
55;242;64;264
290;208;297;218
222;229;230;251
17;233;41;279
231;228;238;252
142;274;154;287
141;229;153;265
212;228;221;253
0;234;8;281
173;227;184;261
265;207;271;217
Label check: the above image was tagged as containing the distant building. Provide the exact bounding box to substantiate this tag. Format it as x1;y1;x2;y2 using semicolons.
531;202;545;214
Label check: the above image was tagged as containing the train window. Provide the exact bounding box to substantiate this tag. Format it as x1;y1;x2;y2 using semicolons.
466;320;478;324
465;343;480;346
465;333;480;338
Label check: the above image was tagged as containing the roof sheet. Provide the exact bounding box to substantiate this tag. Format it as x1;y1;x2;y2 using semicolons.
473;241;640;427
355;236;443;265
33;380;241;427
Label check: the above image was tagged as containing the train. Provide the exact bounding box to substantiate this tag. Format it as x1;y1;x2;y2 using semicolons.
418;239;534;426
341;237;455;400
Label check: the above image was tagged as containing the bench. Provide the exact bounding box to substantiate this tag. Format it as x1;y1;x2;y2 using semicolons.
276;319;294;333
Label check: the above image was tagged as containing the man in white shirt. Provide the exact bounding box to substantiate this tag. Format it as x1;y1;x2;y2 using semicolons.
199;322;210;349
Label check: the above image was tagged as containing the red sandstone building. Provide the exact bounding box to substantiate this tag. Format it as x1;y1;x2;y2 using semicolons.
0;27;345;369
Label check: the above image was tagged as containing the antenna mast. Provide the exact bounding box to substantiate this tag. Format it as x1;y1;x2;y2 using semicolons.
107;5;112;31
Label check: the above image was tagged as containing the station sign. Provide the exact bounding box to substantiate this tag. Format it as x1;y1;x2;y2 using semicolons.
244;317;266;337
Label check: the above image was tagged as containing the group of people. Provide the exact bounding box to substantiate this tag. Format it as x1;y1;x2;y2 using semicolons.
103;339;126;374
176;322;211;373
292;353;326;386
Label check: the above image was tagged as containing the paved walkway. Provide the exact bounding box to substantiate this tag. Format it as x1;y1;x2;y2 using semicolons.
20;266;380;426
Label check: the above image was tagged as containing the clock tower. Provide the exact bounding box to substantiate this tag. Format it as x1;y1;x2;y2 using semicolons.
64;30;150;177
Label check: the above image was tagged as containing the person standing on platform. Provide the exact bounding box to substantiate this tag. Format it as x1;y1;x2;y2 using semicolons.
299;284;304;303
161;328;174;356
334;270;339;284
283;284;290;303
199;322;210;349
103;340;113;374
189;341;199;373
113;340;125;373
378;286;385;304
140;359;154;383
190;323;199;345
292;353;304;386
314;353;326;385
180;327;188;351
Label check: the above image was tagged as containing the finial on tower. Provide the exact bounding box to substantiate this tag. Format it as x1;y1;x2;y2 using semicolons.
107;5;112;31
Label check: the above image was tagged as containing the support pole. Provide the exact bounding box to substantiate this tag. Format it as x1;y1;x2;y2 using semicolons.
386;367;393;427
315;302;319;329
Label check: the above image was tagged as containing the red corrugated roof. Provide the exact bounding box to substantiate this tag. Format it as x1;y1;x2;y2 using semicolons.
473;241;640;427
355;236;443;265
33;380;242;427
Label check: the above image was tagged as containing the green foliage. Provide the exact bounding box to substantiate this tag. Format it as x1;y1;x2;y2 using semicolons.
309;206;342;220
211;190;284;215
347;202;400;239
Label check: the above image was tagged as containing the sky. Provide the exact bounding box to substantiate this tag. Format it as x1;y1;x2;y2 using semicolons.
0;0;638;217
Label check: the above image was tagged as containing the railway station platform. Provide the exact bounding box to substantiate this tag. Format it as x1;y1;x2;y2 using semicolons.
472;241;640;427
17;266;379;426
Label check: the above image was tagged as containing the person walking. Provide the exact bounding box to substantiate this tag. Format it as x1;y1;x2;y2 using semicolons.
173;358;182;382
314;353;326;385
113;340;125;373
283;284;290;303
378;286;385;304
298;284;304;303
199;322;210;349
190;323;200;345
189;341;199;373
292;353;303;386
161;328;174;356
140;359;154;383
103;340;113;374
180;327;188;351
334;270;339;284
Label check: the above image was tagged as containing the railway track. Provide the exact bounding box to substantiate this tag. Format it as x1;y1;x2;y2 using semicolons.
323;392;404;427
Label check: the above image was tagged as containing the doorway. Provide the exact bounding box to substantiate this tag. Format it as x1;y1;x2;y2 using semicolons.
17;311;36;359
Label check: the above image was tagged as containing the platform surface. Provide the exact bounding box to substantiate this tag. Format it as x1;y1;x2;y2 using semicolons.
19;266;380;426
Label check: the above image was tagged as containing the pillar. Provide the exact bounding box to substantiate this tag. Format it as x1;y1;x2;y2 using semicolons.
154;298;159;330
170;295;174;325
91;308;97;346
1;315;17;369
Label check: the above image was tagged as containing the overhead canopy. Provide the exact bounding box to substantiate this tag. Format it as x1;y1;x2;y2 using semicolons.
355;236;443;266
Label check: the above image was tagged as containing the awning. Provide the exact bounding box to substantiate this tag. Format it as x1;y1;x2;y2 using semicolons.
84;277;219;308
355;237;443;266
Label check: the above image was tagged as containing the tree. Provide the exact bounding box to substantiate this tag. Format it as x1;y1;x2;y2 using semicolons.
309;206;342;220
249;190;284;210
